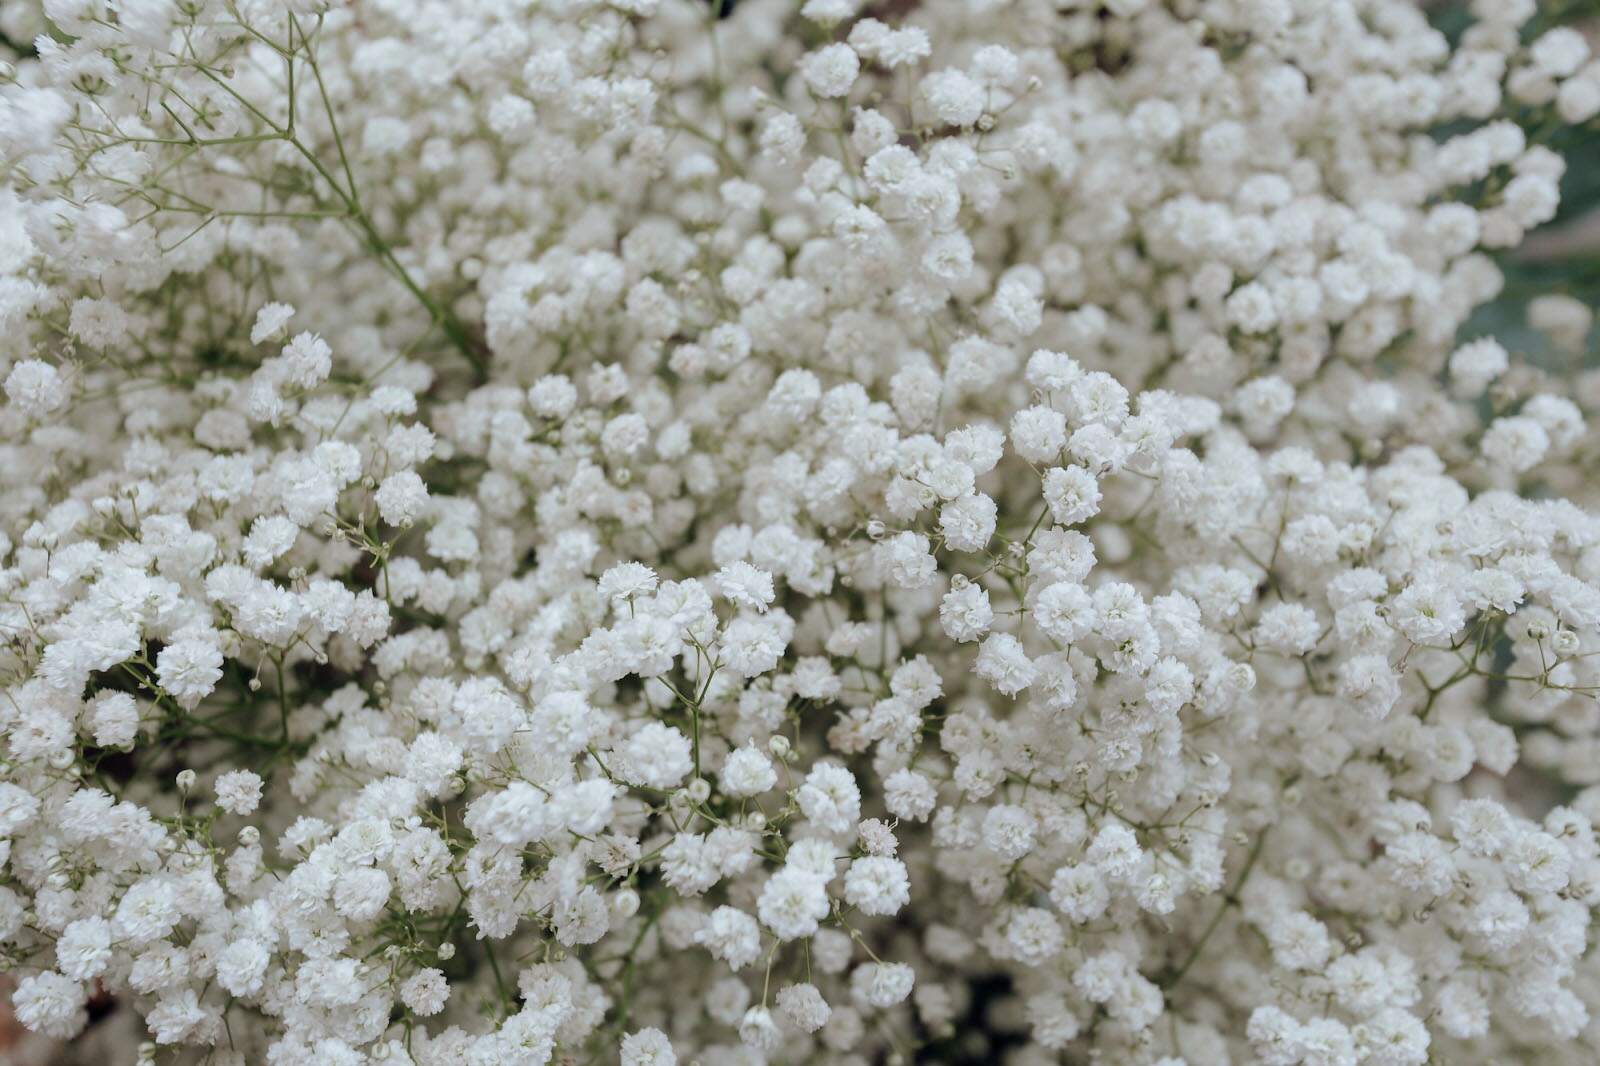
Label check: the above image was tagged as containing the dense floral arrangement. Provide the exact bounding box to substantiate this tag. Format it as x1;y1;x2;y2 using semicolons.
2;0;1600;1062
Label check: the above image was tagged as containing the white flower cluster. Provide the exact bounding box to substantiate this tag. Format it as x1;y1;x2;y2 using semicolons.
1;0;1599;1063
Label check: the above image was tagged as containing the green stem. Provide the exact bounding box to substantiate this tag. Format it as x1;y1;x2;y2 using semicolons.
1162;827;1270;992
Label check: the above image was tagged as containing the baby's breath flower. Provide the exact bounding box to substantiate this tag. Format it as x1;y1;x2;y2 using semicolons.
1;0;1598;1061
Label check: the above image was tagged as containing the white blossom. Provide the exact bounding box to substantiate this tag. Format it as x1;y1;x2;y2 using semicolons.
0;2;1597;1062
